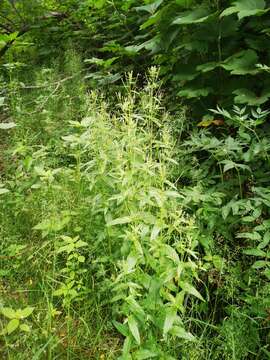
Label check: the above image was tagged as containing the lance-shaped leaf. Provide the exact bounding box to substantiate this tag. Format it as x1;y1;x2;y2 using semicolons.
128;315;141;344
0;122;17;130
179;281;204;301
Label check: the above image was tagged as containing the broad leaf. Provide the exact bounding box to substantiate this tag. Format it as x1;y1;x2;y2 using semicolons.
221;0;266;20
173;7;214;25
222;50;259;75
234;88;270;105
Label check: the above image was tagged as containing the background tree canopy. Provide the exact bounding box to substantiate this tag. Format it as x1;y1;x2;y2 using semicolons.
2;0;270;112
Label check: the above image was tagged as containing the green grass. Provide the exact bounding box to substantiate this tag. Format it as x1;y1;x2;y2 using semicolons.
0;53;269;359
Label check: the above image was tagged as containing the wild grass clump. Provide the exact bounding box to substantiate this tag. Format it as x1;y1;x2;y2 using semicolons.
0;60;203;359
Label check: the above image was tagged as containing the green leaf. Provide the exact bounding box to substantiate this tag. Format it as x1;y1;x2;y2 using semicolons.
163;308;177;336
6;319;20;334
1;307;16;319
243;248;266;256
258;232;270;249
236;232;261;241
164;245;180;264
75;239;88;248
33;216;70;233
0;188;9;195
252;260;269;269
150;224;162;241
223;161;236;172
106;216;134;226
0;122;17;130
264;269;270;279
140;11;161;30
222;50;259;75
134;349;159;359
16;307;34;319
112;320;129;337
170;326;195;341
173;7;214;25
242;215;257;222
220;0;266;20
178;87;213;98
20;324;30;332
197;62;220;73
128;315;140;345
136;0;163;14
234;88;270;105
179;281;204;301
126;297;145;317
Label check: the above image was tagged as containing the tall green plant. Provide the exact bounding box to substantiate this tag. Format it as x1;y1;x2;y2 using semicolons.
61;70;203;358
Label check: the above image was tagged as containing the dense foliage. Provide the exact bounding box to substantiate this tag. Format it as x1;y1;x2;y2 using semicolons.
0;0;270;359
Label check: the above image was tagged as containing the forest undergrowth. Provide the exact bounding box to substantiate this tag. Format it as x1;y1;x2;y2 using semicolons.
0;52;269;359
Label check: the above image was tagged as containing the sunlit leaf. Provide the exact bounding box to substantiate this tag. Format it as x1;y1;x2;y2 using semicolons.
0;122;17;130
163;308;177;336
221;0;267;19
1;307;16;319
179;281;204;301
170;326;195;341
128;315;140;344
6;319;20;334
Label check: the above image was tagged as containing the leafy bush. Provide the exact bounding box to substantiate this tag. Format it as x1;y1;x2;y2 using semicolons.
177;105;270;358
120;0;270;112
